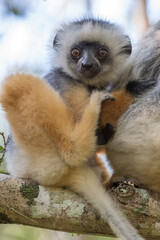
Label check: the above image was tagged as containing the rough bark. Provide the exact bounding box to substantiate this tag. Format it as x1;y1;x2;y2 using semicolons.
0;173;160;239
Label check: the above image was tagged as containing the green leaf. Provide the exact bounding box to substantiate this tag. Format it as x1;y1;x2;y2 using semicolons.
0;160;7;173
0;145;4;151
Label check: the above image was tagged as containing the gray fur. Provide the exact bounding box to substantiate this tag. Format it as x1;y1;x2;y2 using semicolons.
107;21;160;191
130;20;160;81
113;20;160;90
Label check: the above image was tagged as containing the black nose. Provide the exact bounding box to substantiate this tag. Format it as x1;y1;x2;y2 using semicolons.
82;63;93;70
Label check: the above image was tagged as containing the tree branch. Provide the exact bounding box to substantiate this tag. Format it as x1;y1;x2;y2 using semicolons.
0;173;160;239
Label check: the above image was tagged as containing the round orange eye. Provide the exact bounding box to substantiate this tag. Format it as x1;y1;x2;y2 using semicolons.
98;48;108;59
71;48;80;58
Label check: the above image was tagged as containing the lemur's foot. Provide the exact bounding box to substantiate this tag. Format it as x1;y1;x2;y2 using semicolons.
111;177;138;189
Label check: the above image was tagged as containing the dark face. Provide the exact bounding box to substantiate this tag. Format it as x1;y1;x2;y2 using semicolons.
70;42;110;79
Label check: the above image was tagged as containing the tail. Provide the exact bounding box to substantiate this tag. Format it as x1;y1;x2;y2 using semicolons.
65;166;144;240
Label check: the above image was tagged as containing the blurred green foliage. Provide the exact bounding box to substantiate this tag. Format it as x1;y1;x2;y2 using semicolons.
0;225;118;240
0;159;6;173
2;0;33;17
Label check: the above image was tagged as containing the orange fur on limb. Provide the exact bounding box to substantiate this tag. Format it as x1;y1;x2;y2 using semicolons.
1;74;109;169
99;90;134;129
1;73;134;186
1;74;137;187
94;89;135;185
95;152;111;185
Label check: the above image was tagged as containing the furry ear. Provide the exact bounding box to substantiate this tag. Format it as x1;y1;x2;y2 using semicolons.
122;35;132;55
53;29;63;48
126;36;132;55
53;33;59;48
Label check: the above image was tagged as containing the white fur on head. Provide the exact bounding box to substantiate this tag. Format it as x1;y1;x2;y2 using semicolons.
52;18;131;87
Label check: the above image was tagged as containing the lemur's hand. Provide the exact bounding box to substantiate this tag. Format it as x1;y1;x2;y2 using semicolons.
92;90;115;104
